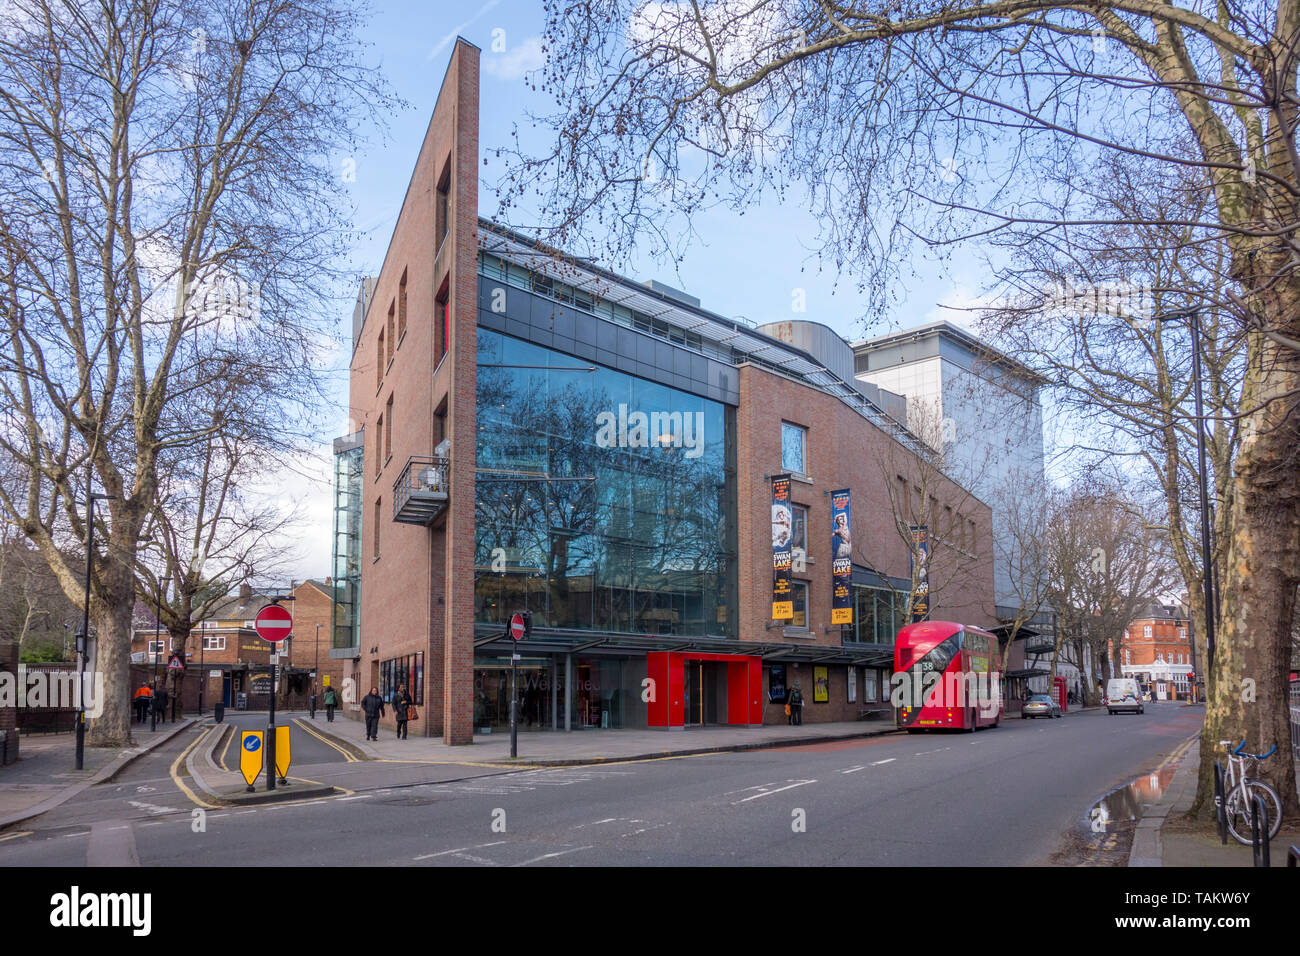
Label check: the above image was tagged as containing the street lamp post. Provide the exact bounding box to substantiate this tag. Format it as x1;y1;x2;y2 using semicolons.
1153;308;1217;681
76;488;115;771
314;622;321;720
151;587;163;730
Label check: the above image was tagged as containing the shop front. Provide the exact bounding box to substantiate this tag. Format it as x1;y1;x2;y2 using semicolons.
646;651;763;729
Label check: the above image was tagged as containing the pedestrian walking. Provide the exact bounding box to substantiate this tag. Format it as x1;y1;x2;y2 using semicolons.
788;682;804;726
151;682;168;730
323;685;338;722
394;686;411;740
133;683;153;724
360;686;385;740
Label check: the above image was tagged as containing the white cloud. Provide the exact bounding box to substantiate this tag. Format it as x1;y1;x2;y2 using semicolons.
427;0;502;62
484;36;546;81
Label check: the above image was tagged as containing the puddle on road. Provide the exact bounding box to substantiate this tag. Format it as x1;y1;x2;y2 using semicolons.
1087;765;1178;831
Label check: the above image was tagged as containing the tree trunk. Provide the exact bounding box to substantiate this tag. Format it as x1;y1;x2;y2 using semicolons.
85;529;139;748
1191;319;1300;822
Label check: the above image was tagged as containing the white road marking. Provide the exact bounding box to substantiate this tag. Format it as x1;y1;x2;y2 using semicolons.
622;822;669;837
127;800;178;816
452;852;500;866
839;766;866;774
510;846;592;866
869;758;896;766
572;818;620;828
413;841;506;861
731;779;817;804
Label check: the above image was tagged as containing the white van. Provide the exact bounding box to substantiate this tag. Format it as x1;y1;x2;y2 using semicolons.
1106;678;1144;715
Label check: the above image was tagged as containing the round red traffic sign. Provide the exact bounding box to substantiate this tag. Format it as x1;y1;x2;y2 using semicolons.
509;612;526;641
255;604;293;643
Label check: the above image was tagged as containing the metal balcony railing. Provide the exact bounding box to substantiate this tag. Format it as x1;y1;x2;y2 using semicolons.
393;456;449;525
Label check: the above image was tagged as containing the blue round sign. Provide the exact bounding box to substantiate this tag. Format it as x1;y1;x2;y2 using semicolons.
243;736;261;752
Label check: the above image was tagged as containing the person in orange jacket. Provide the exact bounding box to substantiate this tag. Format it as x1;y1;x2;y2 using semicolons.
133;683;153;724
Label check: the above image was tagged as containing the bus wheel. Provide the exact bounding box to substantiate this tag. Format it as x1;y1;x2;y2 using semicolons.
966;708;977;733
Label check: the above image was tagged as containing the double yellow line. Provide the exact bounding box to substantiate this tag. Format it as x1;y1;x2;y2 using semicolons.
169;725;220;810
293;717;361;763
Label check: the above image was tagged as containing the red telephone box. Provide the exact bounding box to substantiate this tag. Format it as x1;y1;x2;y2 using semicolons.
1052;675;1067;713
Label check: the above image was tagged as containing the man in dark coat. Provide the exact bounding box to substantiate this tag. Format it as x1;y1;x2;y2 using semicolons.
361;687;385;740
151;682;169;729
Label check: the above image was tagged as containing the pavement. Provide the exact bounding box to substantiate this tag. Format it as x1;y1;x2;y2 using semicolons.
1128;717;1300;867
298;709;907;765
0;718;195;830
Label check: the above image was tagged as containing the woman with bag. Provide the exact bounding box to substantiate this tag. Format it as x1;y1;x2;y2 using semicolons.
394;686;412;740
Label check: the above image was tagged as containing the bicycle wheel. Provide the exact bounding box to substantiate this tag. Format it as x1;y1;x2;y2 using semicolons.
1224;782;1283;845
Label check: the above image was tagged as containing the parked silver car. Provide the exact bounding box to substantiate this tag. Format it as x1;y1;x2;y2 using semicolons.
1021;694;1062;719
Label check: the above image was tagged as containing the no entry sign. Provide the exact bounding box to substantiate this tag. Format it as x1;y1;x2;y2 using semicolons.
509;612;526;641
255;603;293;643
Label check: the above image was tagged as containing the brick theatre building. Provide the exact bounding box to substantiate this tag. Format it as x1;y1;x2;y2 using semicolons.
330;39;998;743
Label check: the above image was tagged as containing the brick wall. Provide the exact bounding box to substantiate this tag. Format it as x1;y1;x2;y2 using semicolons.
0;636;17;764
347;39;480;743
736;363;996;647
736;363;995;726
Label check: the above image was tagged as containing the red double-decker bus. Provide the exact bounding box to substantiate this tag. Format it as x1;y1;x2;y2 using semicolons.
893;621;1003;732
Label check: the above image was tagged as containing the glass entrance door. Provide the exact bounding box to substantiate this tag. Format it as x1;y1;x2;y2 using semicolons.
684;661;724;726
685;661;702;726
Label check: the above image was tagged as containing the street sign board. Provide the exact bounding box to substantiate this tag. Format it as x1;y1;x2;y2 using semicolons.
167;654;184;671
255;604;292;643
275;725;291;780
509;612;526;641
239;731;264;787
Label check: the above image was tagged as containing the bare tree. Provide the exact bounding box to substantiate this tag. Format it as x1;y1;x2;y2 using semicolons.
869;399;993;628
502;0;1300;820
135;377;304;704
0;1;394;745
1043;481;1177;705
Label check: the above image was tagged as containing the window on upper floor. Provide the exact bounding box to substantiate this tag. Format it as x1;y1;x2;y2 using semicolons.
384;394;393;463
781;422;806;475
376;329;385;390
386;303;396;365
398;268;408;341
435;160;450;250
435;281;449;363
375;414;383;477
373;497;382;559
788;580;808;629
1143;625;1153;640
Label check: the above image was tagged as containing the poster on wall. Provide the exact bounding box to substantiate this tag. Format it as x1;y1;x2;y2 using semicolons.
768;664;788;703
909;524;930;622
814;666;829;702
848;667;857;704
830;488;853;625
772;475;794;619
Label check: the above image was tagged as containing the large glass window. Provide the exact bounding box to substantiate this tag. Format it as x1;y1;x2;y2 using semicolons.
475;329;736;637
331;432;363;653
849;585;906;644
789;580;808;629
791;504;807;553
781;422;806;475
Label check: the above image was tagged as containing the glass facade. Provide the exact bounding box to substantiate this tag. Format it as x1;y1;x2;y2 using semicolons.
848;585;907;644
474;329;737;637
331;432;364;653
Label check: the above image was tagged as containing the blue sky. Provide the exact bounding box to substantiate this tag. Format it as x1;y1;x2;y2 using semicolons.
283;0;994;582
341;1;983;341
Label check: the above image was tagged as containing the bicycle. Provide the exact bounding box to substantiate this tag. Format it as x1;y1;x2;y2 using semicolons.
1218;739;1282;847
